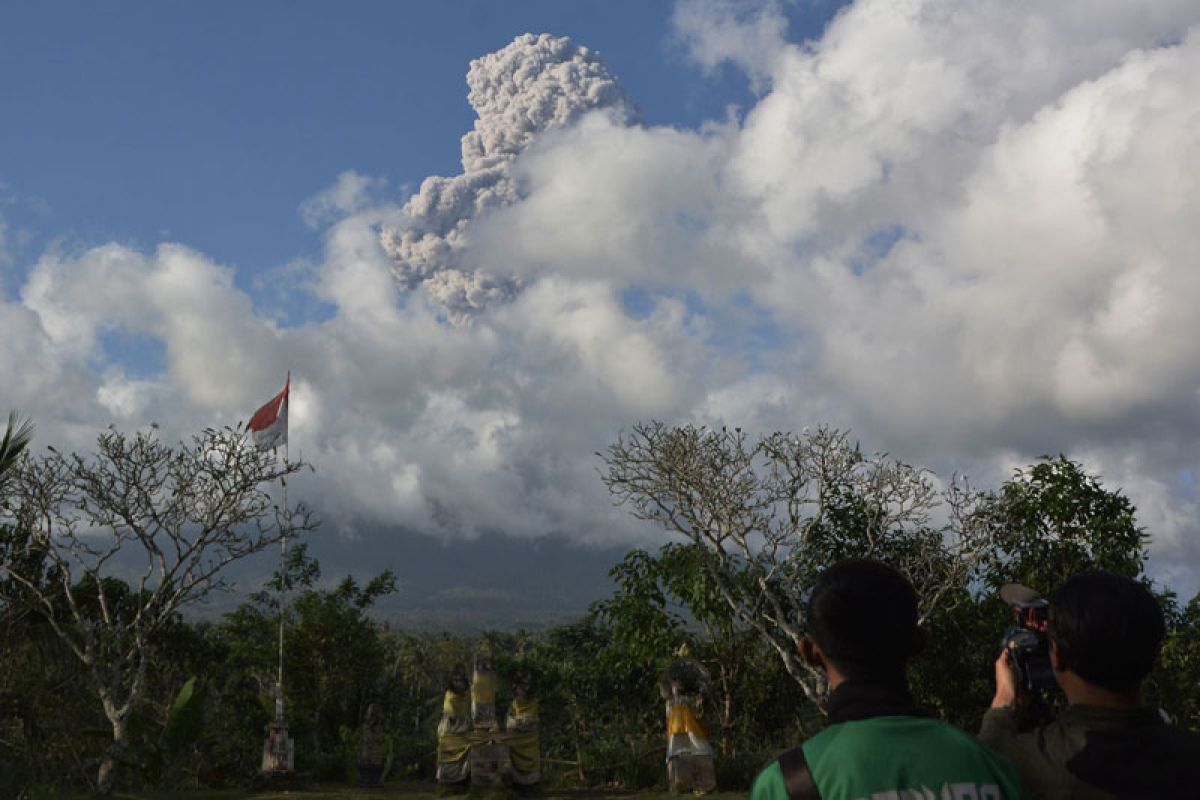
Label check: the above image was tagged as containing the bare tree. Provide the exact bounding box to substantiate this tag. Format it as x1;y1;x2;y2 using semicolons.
599;422;996;708
0;425;317;795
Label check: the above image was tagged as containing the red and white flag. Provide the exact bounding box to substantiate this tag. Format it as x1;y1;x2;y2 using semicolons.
248;374;289;451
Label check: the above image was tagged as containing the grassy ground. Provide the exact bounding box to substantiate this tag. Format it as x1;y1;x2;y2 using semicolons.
107;782;749;800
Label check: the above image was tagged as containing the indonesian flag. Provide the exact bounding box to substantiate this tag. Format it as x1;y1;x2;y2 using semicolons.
248;374;289;451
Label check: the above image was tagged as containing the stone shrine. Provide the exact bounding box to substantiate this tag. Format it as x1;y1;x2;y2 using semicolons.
435;653;543;792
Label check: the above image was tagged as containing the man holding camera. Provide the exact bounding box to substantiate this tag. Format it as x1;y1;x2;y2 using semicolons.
980;571;1200;799
752;559;1026;800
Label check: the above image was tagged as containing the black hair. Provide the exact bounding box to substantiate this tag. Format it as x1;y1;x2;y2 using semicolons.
1048;571;1165;693
511;666;540;694
663;657;708;695
805;558;919;682
447;663;469;692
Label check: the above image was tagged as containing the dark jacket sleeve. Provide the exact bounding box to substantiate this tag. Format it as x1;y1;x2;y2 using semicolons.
979;707;1021;748
978;709;1072;800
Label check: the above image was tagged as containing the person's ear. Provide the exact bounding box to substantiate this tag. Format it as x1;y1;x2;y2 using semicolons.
911;625;928;657
800;636;825;671
1049;639;1068;673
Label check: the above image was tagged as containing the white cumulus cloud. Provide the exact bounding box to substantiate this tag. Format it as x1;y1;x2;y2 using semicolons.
5;2;1200;596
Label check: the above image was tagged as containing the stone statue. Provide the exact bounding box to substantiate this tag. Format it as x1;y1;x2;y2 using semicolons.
436;656;545;792
471;650;499;732
661;644;716;794
505;669;541;788
436;664;472;786
357;703;387;786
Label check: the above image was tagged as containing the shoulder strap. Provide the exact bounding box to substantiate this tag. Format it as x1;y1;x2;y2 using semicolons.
777;745;822;800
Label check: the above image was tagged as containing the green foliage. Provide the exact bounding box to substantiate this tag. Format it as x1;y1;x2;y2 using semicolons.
985;455;1148;591
253;541;322;609
601;423;998;706
593;548;685;666
0;601;104;795
165;677;205;753
1149;592;1200;730
592;542;803;756
285;571;398;753
0;411;34;492
209;553;402;783
0;424;317;793
3;444;1198;794
908;591;1006;730
910;456;1156;730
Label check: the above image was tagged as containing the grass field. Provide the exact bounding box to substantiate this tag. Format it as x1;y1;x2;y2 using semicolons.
105;782;749;800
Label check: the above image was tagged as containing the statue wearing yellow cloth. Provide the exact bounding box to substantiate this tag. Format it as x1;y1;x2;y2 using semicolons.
505;669;541;788
436;656;544;791
661;644;716;794
436;664;472;786
471;652;499;731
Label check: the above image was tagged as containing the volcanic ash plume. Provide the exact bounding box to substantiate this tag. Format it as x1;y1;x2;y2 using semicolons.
380;33;632;324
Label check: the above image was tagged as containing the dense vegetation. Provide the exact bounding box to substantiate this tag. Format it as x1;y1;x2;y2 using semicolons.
2;421;1198;797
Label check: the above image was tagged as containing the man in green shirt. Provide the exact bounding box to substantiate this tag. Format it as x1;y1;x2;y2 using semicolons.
980;571;1200;799
752;559;1026;800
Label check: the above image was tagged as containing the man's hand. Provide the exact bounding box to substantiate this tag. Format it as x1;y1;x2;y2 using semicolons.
991;647;1019;709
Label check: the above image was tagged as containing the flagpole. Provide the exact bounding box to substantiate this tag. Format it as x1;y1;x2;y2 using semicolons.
278;442;287;723
253;372;294;777
277;373;290;725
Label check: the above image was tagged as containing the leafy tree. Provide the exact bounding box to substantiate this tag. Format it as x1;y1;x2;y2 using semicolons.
912;456;1155;729
0;413;47;791
287;571;397;763
907;589;1002;729
386;630;474;735
593;543;757;754
381;629;476;779
592;548;687;667
983;455;1148;592
0;426;316;795
1151;593;1200;730
218;543;398;779
533;615;661;786
600;423;996;707
0;590;99;795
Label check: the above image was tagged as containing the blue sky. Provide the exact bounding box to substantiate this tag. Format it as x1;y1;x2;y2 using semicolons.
0;1;842;296
3;1;1200;610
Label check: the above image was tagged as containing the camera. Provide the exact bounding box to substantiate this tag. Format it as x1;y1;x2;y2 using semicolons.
999;583;1057;697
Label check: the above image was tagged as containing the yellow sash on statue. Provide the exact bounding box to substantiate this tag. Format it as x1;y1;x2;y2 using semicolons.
471;670;497;704
506;697;540;773
437;730;473;764
666;703;710;740
509;697;538;721
438;690;472;766
443;690;470;718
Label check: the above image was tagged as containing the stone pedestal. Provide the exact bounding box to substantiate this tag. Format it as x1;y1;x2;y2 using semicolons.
668;754;716;795
469;742;512;790
261;721;295;774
